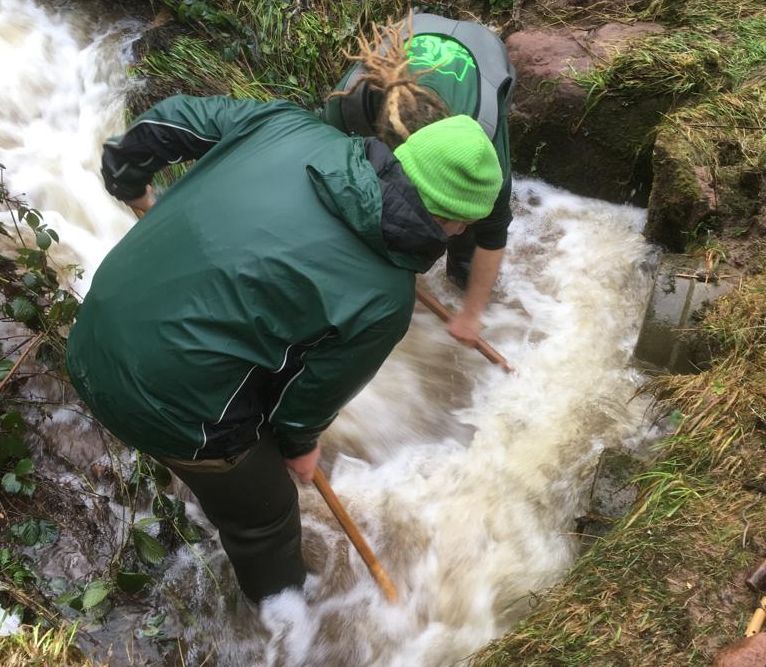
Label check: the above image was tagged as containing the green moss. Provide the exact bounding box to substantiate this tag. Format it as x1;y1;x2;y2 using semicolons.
645;80;766;248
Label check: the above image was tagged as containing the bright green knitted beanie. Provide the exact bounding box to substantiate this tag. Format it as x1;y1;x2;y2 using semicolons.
393;115;502;222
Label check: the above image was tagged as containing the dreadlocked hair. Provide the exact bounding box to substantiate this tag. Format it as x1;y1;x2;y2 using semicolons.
329;15;449;149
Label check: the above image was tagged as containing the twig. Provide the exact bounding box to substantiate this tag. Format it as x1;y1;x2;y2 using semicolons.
742;509;751;548
511;0;524;28
0;332;44;393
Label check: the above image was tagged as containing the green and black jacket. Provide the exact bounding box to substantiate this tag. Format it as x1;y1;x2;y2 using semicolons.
67;95;446;461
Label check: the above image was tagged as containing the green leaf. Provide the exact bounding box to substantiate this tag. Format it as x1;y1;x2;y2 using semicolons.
134;516;160;530
10;519;41;546
10;297;36;324
81;579;111;610
140;612;166;637
36;520;58;545
132;528;166;565
152;492;176;519
16;248;45;271
711;380;727;396
23;209;40;230
46;229;59;243
49;296;79;326
0;434;28;465
2;473;21;494
55;590;83;610
9;519;54;546
115;571;153;594
1;411;25;431
21;272;39;289
35;231;51;251
180;521;202;543
149;462;172;489
0;358;13;381
14;458;33;477
19;479;35;497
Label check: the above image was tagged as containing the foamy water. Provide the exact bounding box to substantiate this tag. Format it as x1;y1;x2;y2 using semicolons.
1;2;658;665
0;0;137;290
164;179;656;667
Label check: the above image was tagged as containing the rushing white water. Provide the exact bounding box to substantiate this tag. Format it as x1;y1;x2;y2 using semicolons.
0;0;137;291
1;2;659;666
164;180;656;667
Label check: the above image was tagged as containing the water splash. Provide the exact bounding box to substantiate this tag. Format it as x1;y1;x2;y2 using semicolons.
0;0;139;290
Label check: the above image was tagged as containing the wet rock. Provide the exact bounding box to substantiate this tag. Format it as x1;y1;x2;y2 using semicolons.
713;632;766;667
645;130;720;250
506;21;665;204
634;254;736;373
576;447;644;549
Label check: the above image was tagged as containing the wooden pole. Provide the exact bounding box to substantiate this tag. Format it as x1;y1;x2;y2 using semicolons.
313;468;398;603
745;596;766;637
415;285;513;373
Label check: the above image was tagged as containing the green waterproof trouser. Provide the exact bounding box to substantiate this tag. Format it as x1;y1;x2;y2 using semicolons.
162;434;306;603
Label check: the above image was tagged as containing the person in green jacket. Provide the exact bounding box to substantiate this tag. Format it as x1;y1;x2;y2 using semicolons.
323;15;515;346
66;93;502;603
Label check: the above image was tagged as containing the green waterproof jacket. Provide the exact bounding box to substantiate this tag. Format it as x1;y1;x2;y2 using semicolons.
66;95;447;460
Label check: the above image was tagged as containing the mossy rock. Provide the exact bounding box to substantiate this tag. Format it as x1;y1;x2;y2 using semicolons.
505;23;668;205
644;129;711;250
645;123;766;251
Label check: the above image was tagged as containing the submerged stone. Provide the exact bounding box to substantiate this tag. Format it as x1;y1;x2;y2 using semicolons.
576;447;644;549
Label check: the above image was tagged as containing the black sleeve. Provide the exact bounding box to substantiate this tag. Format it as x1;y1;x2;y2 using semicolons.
101;95;254;201
473;175;513;250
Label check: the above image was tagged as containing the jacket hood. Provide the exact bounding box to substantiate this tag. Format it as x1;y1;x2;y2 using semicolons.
306;137;446;273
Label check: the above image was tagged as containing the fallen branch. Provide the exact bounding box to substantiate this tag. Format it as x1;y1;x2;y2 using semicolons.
0;333;44;393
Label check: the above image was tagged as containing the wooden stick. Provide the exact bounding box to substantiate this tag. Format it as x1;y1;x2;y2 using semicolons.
0;333;44;394
415;285;513;373
313;468;398;603
745;596;766;636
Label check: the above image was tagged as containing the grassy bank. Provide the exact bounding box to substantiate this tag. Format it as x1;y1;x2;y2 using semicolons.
130;0;503;113
1;0;763;663
473;242;766;665
544;0;766;249
473;1;766;662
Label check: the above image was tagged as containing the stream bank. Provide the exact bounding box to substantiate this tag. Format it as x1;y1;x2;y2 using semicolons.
1;0;764;664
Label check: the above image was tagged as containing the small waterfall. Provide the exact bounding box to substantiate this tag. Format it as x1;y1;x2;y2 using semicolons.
0;0;139;290
0;2;659;665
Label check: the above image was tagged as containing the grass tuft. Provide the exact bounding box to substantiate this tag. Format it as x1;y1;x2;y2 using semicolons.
0;623;98;667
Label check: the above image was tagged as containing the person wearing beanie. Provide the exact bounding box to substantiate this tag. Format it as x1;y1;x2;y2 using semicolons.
394;115;502;223
67;94;500;604
324;14;516;346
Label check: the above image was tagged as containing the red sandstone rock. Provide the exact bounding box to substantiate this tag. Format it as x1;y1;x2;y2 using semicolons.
713;633;766;667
